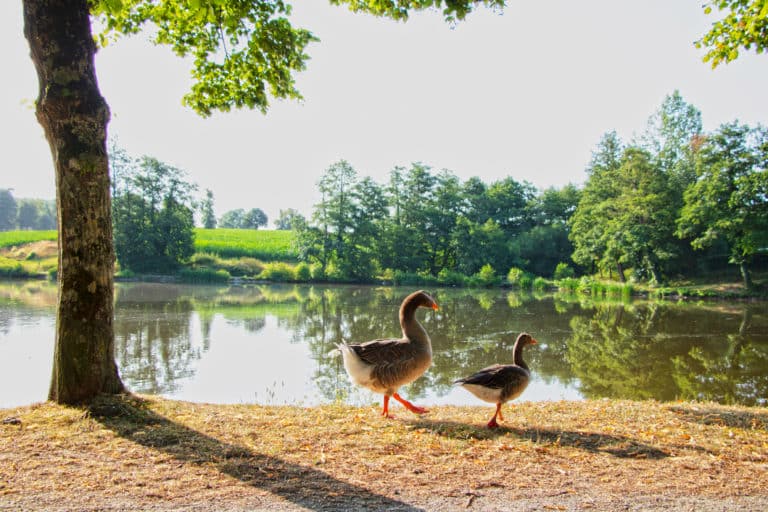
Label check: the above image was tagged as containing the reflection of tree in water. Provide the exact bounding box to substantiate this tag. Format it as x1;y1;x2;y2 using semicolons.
114;284;202;394
291;287;578;403
566;302;768;405
0;281;57;335
671;307;768;406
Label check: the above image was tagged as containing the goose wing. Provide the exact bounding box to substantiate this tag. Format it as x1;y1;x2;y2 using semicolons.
455;364;529;390
349;337;412;366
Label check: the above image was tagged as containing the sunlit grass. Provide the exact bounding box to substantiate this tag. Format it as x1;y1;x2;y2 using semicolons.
0;230;57;248
194;228;297;261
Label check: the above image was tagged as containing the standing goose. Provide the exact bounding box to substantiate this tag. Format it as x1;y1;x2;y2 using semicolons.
338;290;439;418
455;332;538;428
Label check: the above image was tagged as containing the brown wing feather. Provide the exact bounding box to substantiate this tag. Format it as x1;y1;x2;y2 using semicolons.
349;338;411;366
455;364;529;390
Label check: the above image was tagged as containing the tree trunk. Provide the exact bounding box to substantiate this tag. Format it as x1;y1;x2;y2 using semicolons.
616;261;626;283
23;0;125;404
739;261;753;290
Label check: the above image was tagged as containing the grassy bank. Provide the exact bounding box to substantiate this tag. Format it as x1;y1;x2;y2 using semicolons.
1;395;766;511
1;230;766;298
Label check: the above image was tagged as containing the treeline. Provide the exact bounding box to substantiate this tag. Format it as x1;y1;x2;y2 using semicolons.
0;190;56;231
295;91;767;287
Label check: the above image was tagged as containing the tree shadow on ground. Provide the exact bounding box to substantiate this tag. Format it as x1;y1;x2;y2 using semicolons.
668;404;768;431
407;418;675;459
88;394;424;512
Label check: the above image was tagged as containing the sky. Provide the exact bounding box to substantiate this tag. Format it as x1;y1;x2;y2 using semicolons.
2;1;767;225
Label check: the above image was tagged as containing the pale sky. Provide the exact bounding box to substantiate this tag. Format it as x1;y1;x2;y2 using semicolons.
2;1;767;224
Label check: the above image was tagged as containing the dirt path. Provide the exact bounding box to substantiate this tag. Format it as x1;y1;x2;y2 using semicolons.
2;396;767;511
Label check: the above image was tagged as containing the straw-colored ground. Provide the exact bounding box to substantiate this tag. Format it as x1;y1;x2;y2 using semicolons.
1;395;767;511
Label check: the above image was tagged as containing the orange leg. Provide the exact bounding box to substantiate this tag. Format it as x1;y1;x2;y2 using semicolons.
393;392;428;415
487;403;503;428
381;395;391;417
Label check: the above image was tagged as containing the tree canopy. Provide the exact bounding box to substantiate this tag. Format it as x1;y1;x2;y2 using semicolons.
698;0;768;67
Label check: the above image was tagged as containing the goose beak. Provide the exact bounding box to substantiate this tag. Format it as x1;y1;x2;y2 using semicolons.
432;303;439;311
530;338;538;344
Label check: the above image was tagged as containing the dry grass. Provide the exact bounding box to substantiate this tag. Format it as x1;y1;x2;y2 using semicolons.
2;395;767;511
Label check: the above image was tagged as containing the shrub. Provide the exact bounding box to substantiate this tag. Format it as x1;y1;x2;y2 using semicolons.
294;262;311;282
0;257;28;278
260;262;296;282
470;264;501;287
220;257;264;277
437;268;468;287
310;263;326;281
557;277;580;292
553;262;575;280
507;267;533;289
179;268;231;283
533;276;550;290
392;270;439;286
190;252;220;266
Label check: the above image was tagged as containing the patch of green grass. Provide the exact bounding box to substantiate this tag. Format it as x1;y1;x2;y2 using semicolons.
194;229;297;261
0;230;57;248
0;256;42;278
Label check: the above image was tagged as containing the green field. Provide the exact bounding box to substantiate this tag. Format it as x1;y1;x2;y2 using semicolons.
193;228;297;261
0;230;57;248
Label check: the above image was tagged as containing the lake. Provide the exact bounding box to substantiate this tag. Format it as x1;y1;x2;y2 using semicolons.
1;281;766;409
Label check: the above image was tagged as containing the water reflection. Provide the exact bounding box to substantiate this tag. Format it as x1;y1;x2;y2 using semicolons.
0;281;766;408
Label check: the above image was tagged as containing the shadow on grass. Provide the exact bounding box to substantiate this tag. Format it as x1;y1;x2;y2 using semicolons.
88;394;424;512
407;418;672;459
668;404;768;431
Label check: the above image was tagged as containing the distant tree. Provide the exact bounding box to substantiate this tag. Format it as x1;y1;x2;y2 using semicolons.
17;201;39;230
34;200;57;230
428;170;464;272
274;208;305;230
243;208;268;229
219;209;246;229
112;156;197;273
0;189;17;231
698;0;768;68
569;131;625;276
483;177;537;235
200;189;216;229
677;122;768;288
640;90;703;196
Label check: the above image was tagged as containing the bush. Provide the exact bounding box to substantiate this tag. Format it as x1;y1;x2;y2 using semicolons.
469;264;501;287
294;262;311;282
190;252;220;266
392;270;439;286
553;262;575;280
310;263;326;281
0;257;28;278
507;267;533;289
556;277;580;292
260;262;296;282
179;268;231;283
533;276;550;290
437;268;468;287
219;257;264;277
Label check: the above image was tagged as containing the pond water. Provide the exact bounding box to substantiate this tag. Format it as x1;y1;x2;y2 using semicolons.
1;281;767;409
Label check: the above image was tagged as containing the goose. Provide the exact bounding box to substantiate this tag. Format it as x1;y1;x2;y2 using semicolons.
455;332;537;428
338;290;438;418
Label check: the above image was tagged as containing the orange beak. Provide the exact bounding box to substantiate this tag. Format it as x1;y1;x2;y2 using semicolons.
530;338;538;344
432;303;439;311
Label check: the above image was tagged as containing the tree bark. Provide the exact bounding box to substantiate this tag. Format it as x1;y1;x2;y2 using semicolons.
739;261;753;290
23;0;125;404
